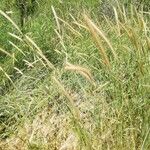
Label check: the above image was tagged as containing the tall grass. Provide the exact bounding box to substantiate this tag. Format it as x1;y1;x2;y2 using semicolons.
0;1;150;150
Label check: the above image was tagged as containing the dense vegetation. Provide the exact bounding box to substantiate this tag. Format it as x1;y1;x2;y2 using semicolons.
0;0;150;149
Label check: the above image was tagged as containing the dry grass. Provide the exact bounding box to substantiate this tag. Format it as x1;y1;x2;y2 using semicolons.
0;1;150;150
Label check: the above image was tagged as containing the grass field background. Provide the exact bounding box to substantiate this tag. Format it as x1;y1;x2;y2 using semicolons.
0;0;150;149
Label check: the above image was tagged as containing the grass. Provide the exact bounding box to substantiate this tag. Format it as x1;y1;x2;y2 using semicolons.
0;1;150;149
